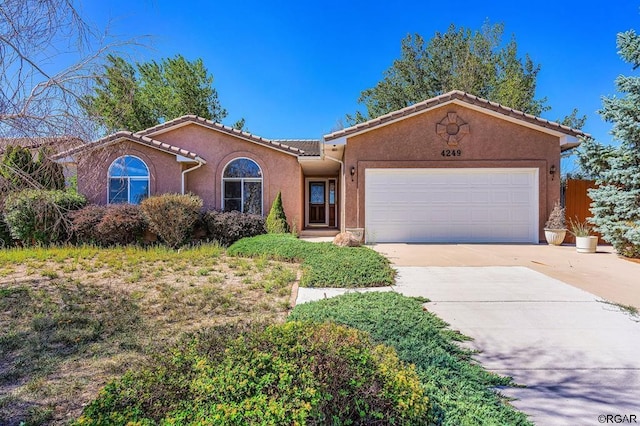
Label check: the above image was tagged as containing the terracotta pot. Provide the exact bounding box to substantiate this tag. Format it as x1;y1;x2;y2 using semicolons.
544;229;566;246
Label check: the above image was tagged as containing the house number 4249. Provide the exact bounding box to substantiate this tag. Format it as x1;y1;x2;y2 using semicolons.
441;149;462;157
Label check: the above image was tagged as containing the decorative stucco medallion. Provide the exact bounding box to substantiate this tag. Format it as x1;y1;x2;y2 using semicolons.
436;112;470;146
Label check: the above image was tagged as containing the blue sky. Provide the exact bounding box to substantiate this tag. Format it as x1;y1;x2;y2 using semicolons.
82;1;639;172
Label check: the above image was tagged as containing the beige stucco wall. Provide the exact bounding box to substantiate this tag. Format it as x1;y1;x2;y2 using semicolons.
342;105;562;242
76;124;304;232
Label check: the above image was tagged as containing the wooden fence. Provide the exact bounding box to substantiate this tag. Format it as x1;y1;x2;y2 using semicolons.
563;179;601;244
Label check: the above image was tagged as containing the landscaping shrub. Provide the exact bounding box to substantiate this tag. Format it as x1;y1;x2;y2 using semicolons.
71;204;147;246
0;216;13;247
141;193;202;248
4;189;86;245
290;292;533;426
266;191;289;233
70;205;106;244
228;233;395;287
202;210;265;246
97;204;147;246
75;321;430;425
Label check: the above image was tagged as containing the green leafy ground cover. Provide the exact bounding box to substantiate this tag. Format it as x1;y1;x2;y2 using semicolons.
290;292;533;426
74;321;431;425
228;234;395;287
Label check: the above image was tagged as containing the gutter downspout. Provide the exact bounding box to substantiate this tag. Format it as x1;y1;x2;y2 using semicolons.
323;147;346;233
181;161;204;195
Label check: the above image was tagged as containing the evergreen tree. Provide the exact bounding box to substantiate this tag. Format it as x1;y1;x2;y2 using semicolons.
577;30;640;258
81;55;156;133
83;55;231;133
266;191;289;234
0;145;64;191
349;22;583;126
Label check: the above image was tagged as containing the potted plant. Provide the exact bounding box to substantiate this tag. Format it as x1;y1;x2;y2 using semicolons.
544;201;566;245
569;218;598;253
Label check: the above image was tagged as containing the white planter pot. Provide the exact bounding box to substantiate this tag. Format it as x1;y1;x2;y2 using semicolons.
576;236;598;253
544;229;566;246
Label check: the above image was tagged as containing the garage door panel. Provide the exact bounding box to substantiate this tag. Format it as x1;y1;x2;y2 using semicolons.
365;168;538;243
471;191;490;203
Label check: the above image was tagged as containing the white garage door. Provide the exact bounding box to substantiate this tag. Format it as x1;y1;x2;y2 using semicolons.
365;168;539;243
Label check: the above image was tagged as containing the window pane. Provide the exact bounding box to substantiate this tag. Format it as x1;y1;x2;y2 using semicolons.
130;179;149;204
224;181;241;199
124;157;149;176
109;156;148;177
244;181;262;215
224;158;261;178
310;183;325;204
109;158;127;177
329;182;336;205
109;178;127;204
224;198;241;212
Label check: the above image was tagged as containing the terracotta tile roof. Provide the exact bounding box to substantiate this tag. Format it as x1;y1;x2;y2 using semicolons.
52;132;206;163
272;139;321;156
137;115;310;156
323;90;591;142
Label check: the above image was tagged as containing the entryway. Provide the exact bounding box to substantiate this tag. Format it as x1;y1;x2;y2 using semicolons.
305;178;338;228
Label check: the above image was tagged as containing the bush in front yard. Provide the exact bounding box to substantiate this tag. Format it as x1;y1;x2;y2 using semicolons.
75;321;430;425
141;193;202;248
290;292;533;426
202;210;265;246
0;215;13;247
4;189;86;245
266;191;289;234
71;204;147;246
70;205;105;244
97;204;147;246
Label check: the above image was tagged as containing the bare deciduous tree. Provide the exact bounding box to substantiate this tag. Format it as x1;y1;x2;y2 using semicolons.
0;0;138;192
1;0;101;138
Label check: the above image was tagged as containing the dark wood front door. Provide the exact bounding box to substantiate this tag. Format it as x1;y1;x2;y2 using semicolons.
308;181;326;224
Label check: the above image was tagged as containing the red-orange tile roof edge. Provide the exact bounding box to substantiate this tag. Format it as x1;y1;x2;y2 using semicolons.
323;90;591;141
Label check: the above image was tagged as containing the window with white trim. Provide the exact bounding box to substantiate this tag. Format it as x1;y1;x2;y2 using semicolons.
108;155;149;204
223;158;262;214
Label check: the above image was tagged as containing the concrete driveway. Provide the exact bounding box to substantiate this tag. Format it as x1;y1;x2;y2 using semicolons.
296;243;640;425
375;243;640;310
394;266;640;425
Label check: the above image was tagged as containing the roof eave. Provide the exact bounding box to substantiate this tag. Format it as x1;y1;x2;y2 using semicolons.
323;91;590;143
139;115;303;157
52;132;204;163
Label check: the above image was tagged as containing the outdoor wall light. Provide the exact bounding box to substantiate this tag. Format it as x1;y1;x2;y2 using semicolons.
350;166;356;181
549;164;556;180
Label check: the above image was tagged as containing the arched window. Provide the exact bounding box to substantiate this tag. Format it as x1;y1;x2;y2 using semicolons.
108;155;149;204
222;158;262;214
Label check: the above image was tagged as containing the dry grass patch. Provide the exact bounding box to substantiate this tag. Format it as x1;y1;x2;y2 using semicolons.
0;244;298;426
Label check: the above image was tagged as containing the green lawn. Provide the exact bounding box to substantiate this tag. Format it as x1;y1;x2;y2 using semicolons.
227;234;395;287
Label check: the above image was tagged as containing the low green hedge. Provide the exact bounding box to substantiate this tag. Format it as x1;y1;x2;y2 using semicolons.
289;292;533;426
75;321;431;425
227;234;395;287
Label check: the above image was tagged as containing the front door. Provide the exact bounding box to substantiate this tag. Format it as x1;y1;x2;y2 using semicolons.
308;181;326;224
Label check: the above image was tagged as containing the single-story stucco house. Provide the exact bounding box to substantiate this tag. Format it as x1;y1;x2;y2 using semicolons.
54;90;588;243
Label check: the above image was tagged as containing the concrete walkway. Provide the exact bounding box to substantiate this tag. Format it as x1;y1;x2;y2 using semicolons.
295;246;640;425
